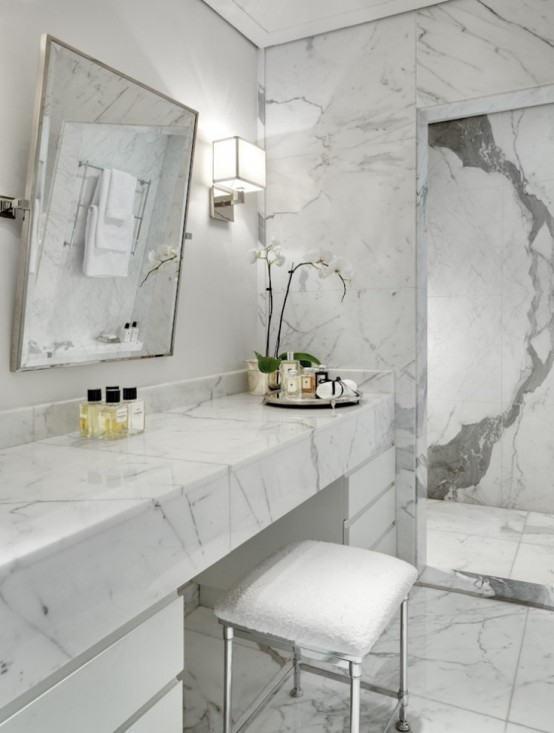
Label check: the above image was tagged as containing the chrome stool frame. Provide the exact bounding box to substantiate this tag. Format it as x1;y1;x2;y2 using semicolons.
221;596;410;733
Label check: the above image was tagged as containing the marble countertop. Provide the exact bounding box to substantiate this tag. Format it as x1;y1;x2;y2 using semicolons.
0;390;394;715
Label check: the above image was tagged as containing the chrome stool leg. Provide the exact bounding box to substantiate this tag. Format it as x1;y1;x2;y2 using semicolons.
223;625;234;733
349;661;361;733
396;598;410;732
290;646;304;698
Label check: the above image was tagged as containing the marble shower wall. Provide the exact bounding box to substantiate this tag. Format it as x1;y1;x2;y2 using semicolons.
427;105;554;514
262;0;554;564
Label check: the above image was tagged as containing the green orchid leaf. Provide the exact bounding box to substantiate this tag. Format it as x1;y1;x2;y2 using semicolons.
255;351;281;373
278;352;321;367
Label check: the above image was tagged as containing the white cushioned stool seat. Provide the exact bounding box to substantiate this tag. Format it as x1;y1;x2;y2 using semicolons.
214;540;418;659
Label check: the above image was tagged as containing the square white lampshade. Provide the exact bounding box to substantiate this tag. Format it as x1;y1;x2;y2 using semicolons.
213;137;266;192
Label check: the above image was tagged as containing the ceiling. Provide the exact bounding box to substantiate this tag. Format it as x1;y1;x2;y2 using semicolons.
203;0;450;48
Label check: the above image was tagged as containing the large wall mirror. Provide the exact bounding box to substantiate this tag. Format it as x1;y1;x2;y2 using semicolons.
11;36;198;371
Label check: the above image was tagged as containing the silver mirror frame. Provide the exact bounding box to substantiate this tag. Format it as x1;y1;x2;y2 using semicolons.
11;34;198;371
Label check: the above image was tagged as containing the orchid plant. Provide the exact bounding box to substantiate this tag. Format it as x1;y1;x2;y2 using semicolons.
250;240;353;373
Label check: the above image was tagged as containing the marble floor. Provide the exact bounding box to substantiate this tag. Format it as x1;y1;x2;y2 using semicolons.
184;586;554;732
427;499;554;586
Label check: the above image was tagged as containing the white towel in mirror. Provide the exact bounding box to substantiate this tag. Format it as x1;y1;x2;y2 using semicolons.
83;168;136;277
83;204;132;277
106;168;137;222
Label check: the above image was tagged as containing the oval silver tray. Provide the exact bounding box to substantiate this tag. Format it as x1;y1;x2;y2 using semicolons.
263;391;361;409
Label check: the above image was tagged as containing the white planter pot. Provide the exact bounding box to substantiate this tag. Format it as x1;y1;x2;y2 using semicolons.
245;359;278;396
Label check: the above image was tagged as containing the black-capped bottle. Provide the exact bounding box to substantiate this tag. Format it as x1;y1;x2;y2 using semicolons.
122;387;145;435
79;388;102;438
98;388;128;440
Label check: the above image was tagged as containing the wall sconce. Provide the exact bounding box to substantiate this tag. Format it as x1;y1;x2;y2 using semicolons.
210;137;266;222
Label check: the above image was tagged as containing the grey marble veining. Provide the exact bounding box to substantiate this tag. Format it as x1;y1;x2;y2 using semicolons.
427;106;554;513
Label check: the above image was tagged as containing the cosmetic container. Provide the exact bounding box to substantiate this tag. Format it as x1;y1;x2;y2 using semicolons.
98;388;128;440
284;368;301;397
79;388;102;438
130;321;139;343
314;365;329;389
301;368;317;396
280;351;299;383
122;322;131;343
123;387;145;435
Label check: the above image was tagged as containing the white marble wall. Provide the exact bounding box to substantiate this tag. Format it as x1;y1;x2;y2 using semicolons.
263;14;418;564
262;0;554;565
427;104;554;513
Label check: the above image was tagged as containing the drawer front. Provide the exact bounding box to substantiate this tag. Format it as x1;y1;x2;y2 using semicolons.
344;487;396;551
372;525;397;556
0;597;183;733
346;446;395;519
126;683;182;733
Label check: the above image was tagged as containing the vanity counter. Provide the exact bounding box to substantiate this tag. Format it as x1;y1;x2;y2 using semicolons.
0;391;394;714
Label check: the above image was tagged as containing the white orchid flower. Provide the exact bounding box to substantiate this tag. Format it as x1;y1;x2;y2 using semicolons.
307;248;334;267
147;250;157;263
330;256;354;280
248;249;259;264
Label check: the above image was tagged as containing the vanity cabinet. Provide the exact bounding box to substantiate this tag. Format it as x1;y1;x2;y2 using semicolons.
0;596;183;733
343;446;396;554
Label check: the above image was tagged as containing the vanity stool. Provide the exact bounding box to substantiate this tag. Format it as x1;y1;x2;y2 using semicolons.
214;540;418;733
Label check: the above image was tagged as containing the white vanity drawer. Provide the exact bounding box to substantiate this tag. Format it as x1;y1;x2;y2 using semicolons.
0;597;183;733
126;683;182;733
345;446;395;519
344;486;396;551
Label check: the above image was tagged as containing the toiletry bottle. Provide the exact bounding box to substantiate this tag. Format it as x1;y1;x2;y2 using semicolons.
284;368;301;397
130;321;139;343
98;388;128;440
123;387;145;435
314;365;329;388
279;351;299;386
79;388;102;438
301;367;316;396
122;323;131;343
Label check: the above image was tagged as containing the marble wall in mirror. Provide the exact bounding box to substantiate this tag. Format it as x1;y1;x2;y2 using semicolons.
12;36;198;370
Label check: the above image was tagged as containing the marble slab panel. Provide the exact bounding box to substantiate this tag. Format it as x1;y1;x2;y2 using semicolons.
229;395;394;548
265;13;416;161
265;139;416;291
509;606;554;732
511;543;554;587
522;512;554;548
427;529;519;577
363;586;528;720
427;148;503;298
426;498;527;540
428;295;502;403
417;0;554;107
0;466;229;710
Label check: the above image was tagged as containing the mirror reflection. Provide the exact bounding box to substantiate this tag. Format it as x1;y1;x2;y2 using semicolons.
13;37;198;370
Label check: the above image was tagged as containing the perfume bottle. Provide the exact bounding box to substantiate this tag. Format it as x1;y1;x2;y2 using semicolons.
301;368;316;396
130;321;139;343
279;351;299;384
284;368;301;397
122;322;131;343
123;387;145;435
314;365;329;388
79;388;102;438
98;388;128;440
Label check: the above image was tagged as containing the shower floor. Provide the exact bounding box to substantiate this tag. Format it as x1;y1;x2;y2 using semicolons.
426;499;554;586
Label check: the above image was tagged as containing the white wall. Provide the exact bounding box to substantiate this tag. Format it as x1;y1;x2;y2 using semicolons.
0;0;259;409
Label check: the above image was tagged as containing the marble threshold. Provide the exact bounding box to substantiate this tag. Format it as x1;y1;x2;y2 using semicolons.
0;376;394;718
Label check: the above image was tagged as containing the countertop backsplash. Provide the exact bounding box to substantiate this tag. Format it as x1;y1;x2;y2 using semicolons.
0;368;393;451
